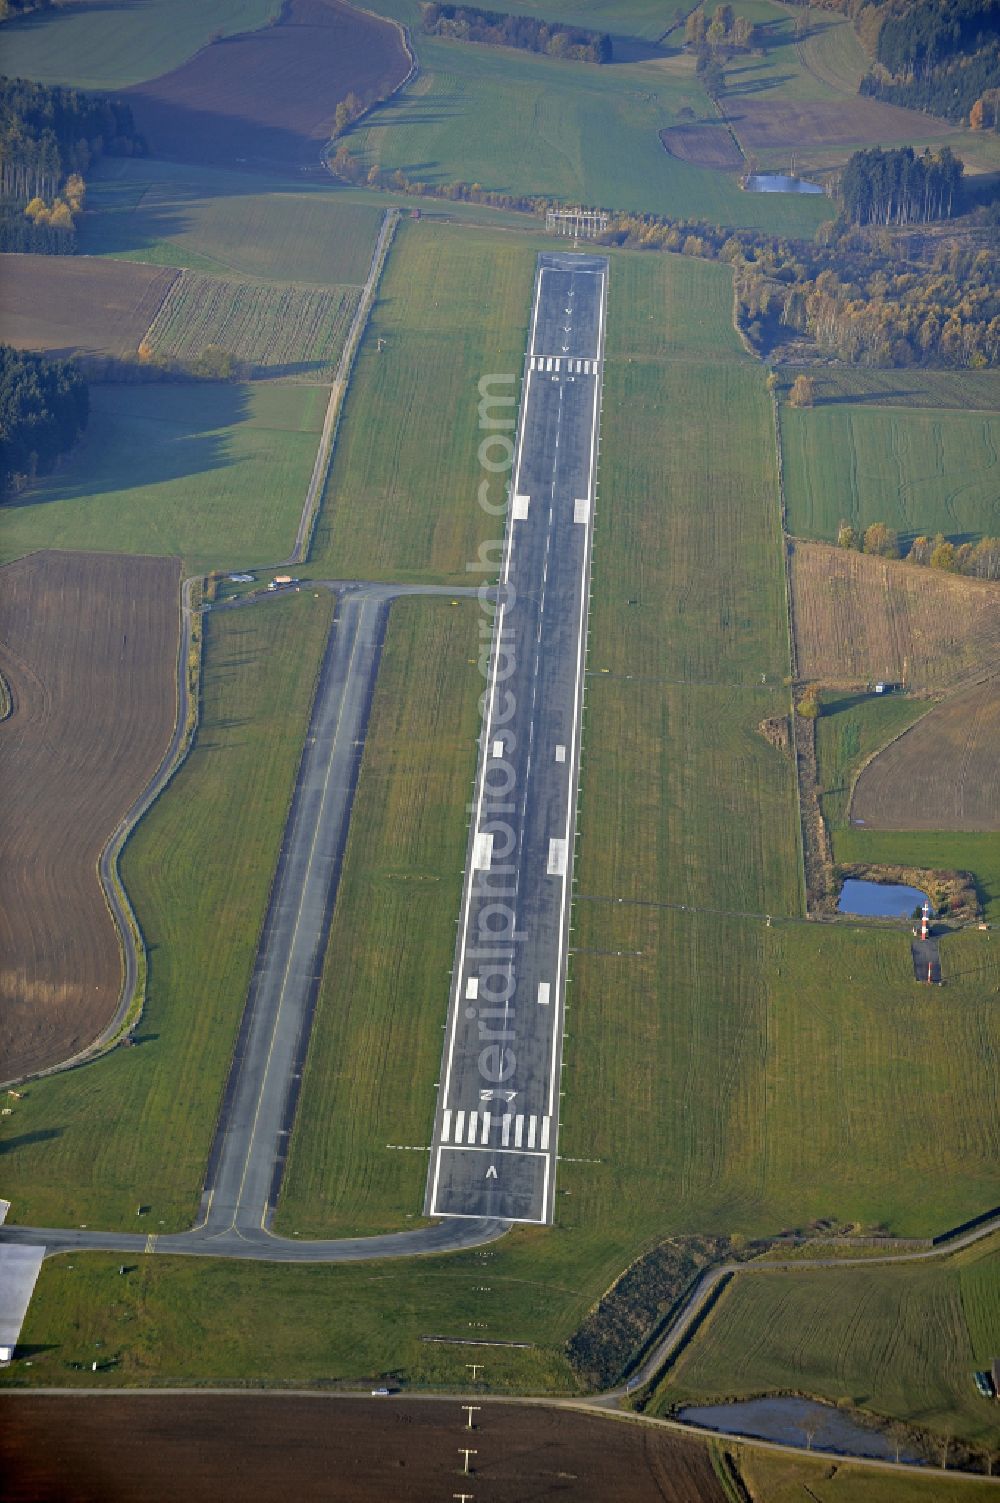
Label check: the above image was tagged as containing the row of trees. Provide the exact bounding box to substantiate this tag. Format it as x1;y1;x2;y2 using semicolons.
685;4;760;52
839;146;964;225
0;345;88;495
419;3;611;63
837;519;1000;578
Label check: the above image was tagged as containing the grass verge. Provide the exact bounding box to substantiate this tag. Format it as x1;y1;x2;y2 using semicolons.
309;218;539;583
276;597;481;1236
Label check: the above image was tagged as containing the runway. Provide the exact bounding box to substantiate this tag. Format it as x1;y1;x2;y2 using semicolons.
426;251;609;1226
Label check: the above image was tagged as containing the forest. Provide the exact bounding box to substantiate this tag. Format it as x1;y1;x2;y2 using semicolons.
419;3;612;62
786;0;1000;124
0;345;89;495
839;145;964;225
0;76;144;252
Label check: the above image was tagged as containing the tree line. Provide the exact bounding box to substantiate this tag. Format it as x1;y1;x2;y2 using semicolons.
419;3;612;63
837;518;1000;580
326;141;998;369
0;75;144;252
0;0;51;21
839;145;964;225
0;345;88;495
779;0;1000;127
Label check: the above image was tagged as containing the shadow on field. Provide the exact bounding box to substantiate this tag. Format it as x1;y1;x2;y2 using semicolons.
2;383;252;509
724;71;796;97
0;1129;62;1155
818;389;922;406
262;359;335;380
127;98;321;176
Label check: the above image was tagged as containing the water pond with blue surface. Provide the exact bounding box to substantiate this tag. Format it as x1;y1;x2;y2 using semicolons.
838;878;929;918
744;173;824;194
678;1396;923;1462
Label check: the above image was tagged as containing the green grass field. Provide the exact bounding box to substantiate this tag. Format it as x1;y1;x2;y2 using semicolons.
791;368;1000;412
0;593;333;1231
781;392;1000;544
309;218;538;583
0;0;280;90
737;1448;999;1502
353;29;830;233
4;244;999;1404
815;693;929;833
84;161;384;286
653;1233;1000;1448
275;598;481;1236
144;272;361;380
0;382;324;575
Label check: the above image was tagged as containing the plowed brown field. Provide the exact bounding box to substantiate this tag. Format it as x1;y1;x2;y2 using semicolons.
0;1395;728;1503
726;96;958;153
126;0;410;173
789;540;1000;692
0;255;178;359
0;550;180;1079
659;124;743;170
852;677;1000;831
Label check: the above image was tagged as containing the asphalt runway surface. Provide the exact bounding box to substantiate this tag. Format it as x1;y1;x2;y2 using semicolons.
426;251;609;1225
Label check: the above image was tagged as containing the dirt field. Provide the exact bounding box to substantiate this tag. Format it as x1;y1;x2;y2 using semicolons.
852;677;1000;832
789;541;1000;693
126;0;410;173
659;123;743;170
0;1395;728;1502
726;96;958;153
0;550;180;1079
0;255;177;358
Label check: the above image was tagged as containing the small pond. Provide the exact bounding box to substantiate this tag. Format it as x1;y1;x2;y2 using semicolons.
838;878;930;919
744;173;824;194
678;1397;923;1462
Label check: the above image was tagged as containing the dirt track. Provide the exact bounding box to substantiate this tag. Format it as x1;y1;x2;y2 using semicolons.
0;550;180;1078
126;0;410;173
0;1395;728;1502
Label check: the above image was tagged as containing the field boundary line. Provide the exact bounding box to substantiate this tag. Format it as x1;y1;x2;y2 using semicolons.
1;573;202;1090
135;267;187;356
287;208;399;566
331;2;418;156
0;1387;991;1487
615;1214;1000;1406
770;389;808;917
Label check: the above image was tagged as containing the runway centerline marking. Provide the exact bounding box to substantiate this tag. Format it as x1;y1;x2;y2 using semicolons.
427;253;608;1224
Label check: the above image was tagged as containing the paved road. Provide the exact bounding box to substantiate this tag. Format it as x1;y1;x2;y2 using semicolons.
425;252;609;1226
